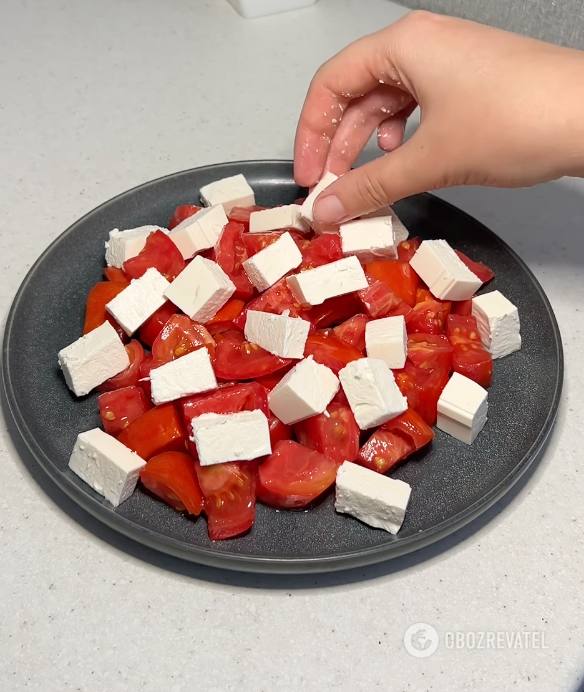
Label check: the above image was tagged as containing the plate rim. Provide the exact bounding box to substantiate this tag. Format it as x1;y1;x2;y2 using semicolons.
2;159;564;574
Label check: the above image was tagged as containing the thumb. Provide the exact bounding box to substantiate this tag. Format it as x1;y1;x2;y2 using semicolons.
312;131;443;224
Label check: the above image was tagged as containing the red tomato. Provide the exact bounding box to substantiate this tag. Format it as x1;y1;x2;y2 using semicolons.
117;403;186;461
365;260;419;307
232;278;306;330
206;299;245;325
299;233;343;270
255;373;285;392
99;340;145;391
228;205;267;231
213;330;291;379
258;440;339;509
103;267;129;284
294;401;359;464
446;314;493;388
138;302;177;347
152;315;215;364
83;282;128;342
415;288;434;304
397;237;421;262
357;408;434;474
415;287;452;316
140;452;204;515
406;300;450;335
268;415;292;449
242;230;304;258
304;332;363;375
333;314;369;352
137;355;161;401
358;280;411;319
195;461;258;540
407;334;454;371
307;293;363;328
213;221;254;300
98;385;153;436
455;250;495;284
395;362;450;426
123;230;186;282
168;204;202;231
451;298;474;316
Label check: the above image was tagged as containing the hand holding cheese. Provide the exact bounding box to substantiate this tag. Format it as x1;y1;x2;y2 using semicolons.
294;12;584;224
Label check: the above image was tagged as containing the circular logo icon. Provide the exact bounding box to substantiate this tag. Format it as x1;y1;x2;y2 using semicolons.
403;623;439;658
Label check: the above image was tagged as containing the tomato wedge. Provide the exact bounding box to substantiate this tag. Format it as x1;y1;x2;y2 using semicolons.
213;221;254;300
451;298;474;316
299;233;343;270
294;401;359;464
365;260;419;307
213;330;291;379
228;205;267;231
83;282;128;342
307;293;363;328
137;354;161;401
195;461;258;540
395;362;450;426
406;299;450;335
242;230;304;258
168;204;202;231
98;340;145;391
397;237;421;262
303;332;362;375
358;280;411;319
446;314;493;388
268;415;292;449
333;314;369;352
140;452;204;515
103;267;129;284
138;302;177;347
117;403;186;460
407;334;454;371
123;230;186;282
98;385;153;436
455;250;495;284
233;278;306;330
151;315;215;364
258;440;339;509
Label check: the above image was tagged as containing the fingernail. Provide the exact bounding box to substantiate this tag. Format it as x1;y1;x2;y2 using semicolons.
314;195;347;225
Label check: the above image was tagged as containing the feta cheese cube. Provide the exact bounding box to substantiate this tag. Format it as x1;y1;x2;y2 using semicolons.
168;205;228;260
340;215;397;263
286;256;368;306
471;290;521;359
300;171;339;224
243;231;303;292
244;310;310;359
190;410;271;466
334;461;411;534
409;239;482;301
150;348;218;405
268;356;339;424
199;174;255;214
249;205;309;233
106;268;170;336
436;372;488;444
362;207;409;243
365;315;407;368
164;256;235;322
105;225;164;268
58;322;130;397
69;428;146;506
339;358;408;430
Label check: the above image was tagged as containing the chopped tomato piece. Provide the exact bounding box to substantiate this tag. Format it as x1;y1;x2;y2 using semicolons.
333;314;369;352
406;299;450;335
299;233;343;270
195;461;258;540
395;362;450;426
140;452;204;515
117;403;186;460
99;340;145;391
365;260;419;306
407;333;454;371
455;250;495;284
232;278;305;330
168;204;202;231
255;373;284;392
103;267;129;284
151;315;215;364
137;354;161;401
83;282;128;342
123;230;186;282
294;401;359;464
98;385;152;436
358;280;411;319
446;314;493;387
451;298;474;316
213;221;254;300
138;302;177;347
415;288;434;304
228;205;267;231
213;330;291;379
397;237;421;262
242;230;304;258
307;293;363;328
258;440;339;509
304;332;363;375
206;299;245;325
268;415;292;449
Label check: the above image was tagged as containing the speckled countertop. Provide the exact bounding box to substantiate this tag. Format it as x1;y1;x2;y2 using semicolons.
1;1;583;690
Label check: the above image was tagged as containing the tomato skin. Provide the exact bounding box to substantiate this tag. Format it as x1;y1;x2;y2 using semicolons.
98;340;145;391
83;282;128;342
123;230;186;282
299;233;343;270
258;440;340;509
395;362;450;426
152;315;215;364
407;333;454;371
168;205;202;231
232;278;306;330
333;314;369;352
195;461;258;540
365;260;419;307
446;314;493;388
406;300;450;335
213;330;291;380
140;451;204;515
455;250;495;284
98;385;153;436
117;403;186;461
294;401;359;464
103;267;129;284
228;205;267;231
213;221;254;300
138;302;177;347
397;237;421;262
358;280;411;319
303;332;362;375
451;298;474;316
137;355;161;401
268;415;292;449
307;293;363;328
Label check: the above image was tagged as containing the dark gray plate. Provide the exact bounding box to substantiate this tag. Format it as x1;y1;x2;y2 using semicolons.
2;161;563;574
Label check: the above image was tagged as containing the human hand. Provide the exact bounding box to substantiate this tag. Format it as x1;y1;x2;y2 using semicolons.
294;11;584;225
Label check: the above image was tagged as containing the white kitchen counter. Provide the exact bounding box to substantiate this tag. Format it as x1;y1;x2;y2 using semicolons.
1;1;583;690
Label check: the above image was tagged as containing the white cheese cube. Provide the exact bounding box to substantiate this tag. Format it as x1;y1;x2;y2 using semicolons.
58;322;130;397
249;204;309;233
268;356;339;424
286;256;368;306
365;315;407;368
150;348;218;405
363;207;409;244
243;231;302;292
199;174;255;214
472;290;521;359
409;239;482;301
300;171;339;225
190;410;271;466
340;215;397;263
106;268;170;336
436;372;488;444
164;256;235;323
168;205;228;260
69;428;146;506
334;461;411;534
104;225;165;268
244;310;310;359
339;358;407;430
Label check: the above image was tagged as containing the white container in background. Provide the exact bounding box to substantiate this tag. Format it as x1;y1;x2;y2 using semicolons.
227;0;318;19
